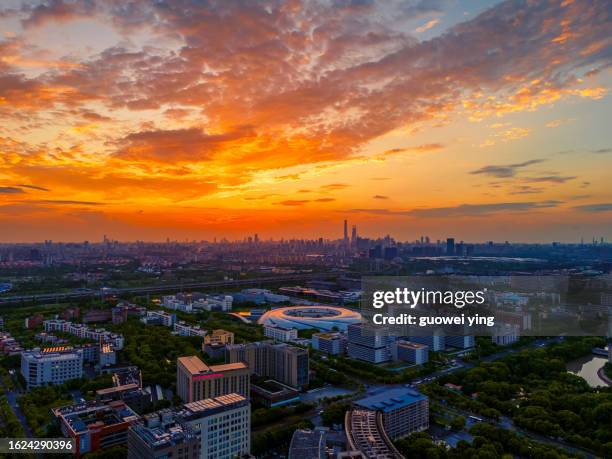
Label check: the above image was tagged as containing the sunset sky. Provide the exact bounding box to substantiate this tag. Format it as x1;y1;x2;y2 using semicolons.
0;0;611;242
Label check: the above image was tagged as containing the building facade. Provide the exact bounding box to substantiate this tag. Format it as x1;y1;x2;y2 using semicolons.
53;400;140;457
176;356;249;403
391;340;429;365
225;341;309;388
264;325;298;342
311;332;347;356
179;393;250;459
21;347;83;388
347;323;391;364
354;388;429;440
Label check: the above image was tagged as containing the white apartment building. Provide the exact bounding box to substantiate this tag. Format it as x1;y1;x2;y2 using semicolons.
162;295;193;312
264;325;298;342
173;321;207;337
21;347;83;388
44;320;124;350
193;295;233;312
144;310;176;327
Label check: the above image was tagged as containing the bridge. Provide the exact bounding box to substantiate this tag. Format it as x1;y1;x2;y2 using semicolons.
0;272;338;306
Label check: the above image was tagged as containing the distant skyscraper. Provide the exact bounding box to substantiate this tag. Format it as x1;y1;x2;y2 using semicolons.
446;238;455;256
351;225;357;244
343;220;349;243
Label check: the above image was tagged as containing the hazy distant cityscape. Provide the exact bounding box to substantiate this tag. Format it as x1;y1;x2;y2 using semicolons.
0;220;609;458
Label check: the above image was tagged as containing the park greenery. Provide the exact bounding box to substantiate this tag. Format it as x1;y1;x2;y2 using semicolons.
395;424;582;459
251;419;314;456
113;319;202;388
428;337;612;456
251;402;313;429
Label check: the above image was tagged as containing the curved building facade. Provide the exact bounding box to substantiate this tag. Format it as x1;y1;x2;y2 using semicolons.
258;306;361;331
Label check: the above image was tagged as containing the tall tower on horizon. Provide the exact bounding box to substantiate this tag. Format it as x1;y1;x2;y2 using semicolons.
343;220;349;244
351;225;357;245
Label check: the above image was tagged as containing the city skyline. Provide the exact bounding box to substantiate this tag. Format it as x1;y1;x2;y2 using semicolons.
0;0;611;242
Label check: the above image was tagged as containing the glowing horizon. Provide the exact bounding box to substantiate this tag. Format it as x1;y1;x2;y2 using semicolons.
0;0;611;243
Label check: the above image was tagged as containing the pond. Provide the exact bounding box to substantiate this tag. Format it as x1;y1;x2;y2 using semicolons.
567;349;609;388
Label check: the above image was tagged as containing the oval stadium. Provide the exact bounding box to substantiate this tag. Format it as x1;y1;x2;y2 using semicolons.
258;306;362;331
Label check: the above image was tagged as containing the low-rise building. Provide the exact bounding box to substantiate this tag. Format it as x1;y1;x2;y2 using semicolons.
24;313;44;329
204;329;234;345
390;340;429;365
251;379;300;408
100;343;117;367
445;335;475;349
492;324;520;346
353;388;429;440
192;294;233;312
173;321;206;337
142;311;176;327
44;320;125;350
288;429;326;459
311;332;347;355
96;368;150;414
345;409;402;459
264;325;298;342
82;309;112;323
53;400;140;457
128;410;200;459
408;333;446;352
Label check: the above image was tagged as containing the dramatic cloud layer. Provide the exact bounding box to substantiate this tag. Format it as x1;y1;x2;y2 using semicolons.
0;0;610;240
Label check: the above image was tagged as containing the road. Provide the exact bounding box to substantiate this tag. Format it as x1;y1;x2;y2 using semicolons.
0;374;33;438
439;402;597;458
0;272;337;305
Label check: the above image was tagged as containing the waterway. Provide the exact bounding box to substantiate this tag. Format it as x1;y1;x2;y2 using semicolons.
567;347;609;388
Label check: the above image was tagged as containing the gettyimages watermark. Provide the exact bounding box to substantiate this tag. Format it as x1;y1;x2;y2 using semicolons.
360;275;612;337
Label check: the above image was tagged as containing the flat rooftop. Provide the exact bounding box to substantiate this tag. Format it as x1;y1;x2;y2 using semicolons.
178;356;246;376
54;400;138;435
179;393;248;420
396;340;428;349
355;388;427;413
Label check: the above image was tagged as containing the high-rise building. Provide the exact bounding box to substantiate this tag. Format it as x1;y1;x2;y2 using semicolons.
176;356;249;403
179;393;250;459
343;220;349;244
347;323;390;364
21;347;83;388
351;225;357;245
354;388;429;440
446;238;455;256
225;341;309;388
